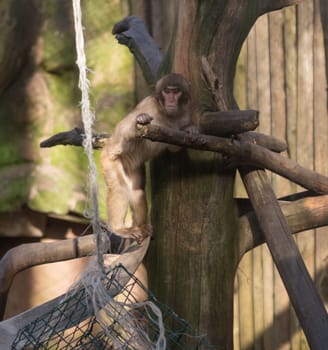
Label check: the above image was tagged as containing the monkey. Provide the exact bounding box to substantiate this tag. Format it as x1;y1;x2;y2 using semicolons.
100;74;195;347
101;73;195;241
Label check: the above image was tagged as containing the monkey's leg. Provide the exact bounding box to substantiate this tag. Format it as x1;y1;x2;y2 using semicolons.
101;155;131;230
129;164;148;227
130;189;148;227
107;186;130;230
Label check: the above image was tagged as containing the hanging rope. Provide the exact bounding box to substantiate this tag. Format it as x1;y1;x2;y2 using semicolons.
72;0;108;267
1;4;214;349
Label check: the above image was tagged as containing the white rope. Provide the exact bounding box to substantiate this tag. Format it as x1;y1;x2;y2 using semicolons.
71;3;166;348
72;0;107;266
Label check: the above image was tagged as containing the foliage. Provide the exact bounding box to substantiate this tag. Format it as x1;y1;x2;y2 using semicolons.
0;0;133;216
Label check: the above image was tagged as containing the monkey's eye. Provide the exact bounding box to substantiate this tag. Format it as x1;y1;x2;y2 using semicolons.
163;87;181;94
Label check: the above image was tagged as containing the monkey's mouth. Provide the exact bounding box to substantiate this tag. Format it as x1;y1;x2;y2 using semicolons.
165;104;178;113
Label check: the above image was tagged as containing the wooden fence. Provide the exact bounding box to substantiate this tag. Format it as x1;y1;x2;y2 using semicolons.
233;2;328;349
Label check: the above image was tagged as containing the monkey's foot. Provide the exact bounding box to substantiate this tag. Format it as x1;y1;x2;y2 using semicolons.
115;224;153;244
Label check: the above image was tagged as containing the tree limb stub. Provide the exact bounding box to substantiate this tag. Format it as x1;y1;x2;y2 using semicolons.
200;110;259;136
199;110;287;152
138;124;328;194
39;128;110;149
112;16;163;84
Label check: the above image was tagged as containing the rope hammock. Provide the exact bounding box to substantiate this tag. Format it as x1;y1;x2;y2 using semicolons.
3;1;215;348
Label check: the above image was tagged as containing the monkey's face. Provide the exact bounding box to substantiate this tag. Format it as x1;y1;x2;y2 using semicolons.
161;86;183;116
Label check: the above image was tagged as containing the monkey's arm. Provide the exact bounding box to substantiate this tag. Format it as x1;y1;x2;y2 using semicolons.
39;114;147;153
39;99;154;150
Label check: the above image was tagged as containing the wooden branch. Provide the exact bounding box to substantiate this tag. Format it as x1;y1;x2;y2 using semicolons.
39;124;287;156
0;236;150;348
39;128;110;149
200;110;259;136
238;194;328;255
239;167;328;349
112;16;163;84
259;0;304;16
137;124;328;194
0;231;137;320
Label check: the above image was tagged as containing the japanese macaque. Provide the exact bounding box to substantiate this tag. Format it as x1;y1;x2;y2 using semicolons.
101;73;194;241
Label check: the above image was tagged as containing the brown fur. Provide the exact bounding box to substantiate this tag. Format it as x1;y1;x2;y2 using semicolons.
101;74;193;236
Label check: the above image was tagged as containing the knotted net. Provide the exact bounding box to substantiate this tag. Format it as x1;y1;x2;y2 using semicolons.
12;264;215;349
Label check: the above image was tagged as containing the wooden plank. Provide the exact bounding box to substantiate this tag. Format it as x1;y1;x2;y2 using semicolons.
313;0;328;177
297;3;316;348
262;246;275;350
252;246;264;349
268;11;292;350
234;38;247;110
234;27;253;198
269;10;291;199
284;6;298;196
313;0;328;343
296;1;314;171
283;6;301;348
255;15;271;138
251;20;275;349
236;254;254;349
233;276;240;350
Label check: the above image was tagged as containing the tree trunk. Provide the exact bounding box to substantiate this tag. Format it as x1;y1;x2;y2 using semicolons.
144;1;306;348
116;1;326;348
147;2;249;348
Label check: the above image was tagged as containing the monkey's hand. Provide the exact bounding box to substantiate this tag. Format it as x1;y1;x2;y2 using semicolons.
184;124;199;143
136;113;153;126
115;224;153;244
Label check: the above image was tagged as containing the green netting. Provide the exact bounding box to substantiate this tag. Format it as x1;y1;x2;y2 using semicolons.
12;264;215;349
